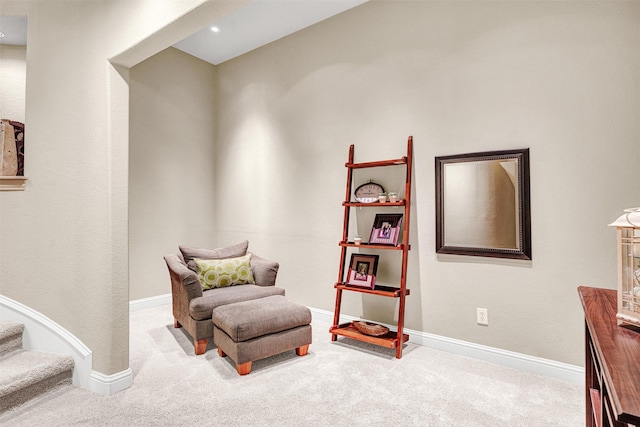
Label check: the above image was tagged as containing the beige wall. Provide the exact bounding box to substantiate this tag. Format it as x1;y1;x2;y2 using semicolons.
2;0;639;375
0;44;26;123
0;0;212;376
213;0;640;366
129;47;216;300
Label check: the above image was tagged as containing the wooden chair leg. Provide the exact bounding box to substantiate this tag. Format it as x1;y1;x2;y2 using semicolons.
217;347;226;357
296;344;310;356
194;339;207;355
174;319;181;328
236;361;252;375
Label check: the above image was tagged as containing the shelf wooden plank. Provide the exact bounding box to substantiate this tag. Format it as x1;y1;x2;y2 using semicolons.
335;282;409;297
343;200;406;207
346;157;407;169
339;241;409;251
330;322;409;349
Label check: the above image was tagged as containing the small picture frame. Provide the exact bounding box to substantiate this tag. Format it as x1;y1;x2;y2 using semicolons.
346;254;379;289
369;213;403;246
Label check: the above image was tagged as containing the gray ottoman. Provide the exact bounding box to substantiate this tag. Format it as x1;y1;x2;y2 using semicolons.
212;295;312;375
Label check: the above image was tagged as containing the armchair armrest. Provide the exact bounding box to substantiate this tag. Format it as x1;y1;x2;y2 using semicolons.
164;254;203;301
250;254;279;287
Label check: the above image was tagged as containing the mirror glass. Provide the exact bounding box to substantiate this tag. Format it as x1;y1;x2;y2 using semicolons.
435;149;531;260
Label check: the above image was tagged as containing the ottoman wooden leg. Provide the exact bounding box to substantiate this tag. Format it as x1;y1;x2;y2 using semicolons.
218;348;226;357
236;361;252;375
194;339;207;355
296;344;309;357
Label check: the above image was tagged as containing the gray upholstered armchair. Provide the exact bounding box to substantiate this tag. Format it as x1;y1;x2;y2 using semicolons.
164;240;284;355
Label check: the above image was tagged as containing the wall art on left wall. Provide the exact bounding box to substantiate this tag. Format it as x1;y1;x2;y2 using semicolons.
0;119;25;176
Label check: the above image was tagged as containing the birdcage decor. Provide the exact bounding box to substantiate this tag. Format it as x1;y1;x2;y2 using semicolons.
609;207;640;329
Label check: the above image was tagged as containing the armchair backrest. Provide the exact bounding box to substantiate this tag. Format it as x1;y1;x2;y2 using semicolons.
164;251;280;301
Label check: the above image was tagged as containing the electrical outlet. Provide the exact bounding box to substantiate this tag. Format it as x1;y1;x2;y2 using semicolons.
477;308;488;326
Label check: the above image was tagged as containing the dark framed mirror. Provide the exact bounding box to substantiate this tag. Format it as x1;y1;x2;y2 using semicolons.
435;148;531;260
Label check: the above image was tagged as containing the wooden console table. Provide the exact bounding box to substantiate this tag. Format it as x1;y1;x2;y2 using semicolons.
578;286;640;426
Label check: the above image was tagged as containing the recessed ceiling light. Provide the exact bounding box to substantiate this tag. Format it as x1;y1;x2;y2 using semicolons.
210;26;220;33
0;32;5;38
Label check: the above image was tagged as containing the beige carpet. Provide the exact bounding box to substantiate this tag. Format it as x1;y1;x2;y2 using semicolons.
0;303;584;426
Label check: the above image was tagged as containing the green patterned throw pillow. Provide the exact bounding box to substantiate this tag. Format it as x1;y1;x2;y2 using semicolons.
194;253;255;290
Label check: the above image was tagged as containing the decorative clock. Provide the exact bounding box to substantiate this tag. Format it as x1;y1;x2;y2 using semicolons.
354;180;385;203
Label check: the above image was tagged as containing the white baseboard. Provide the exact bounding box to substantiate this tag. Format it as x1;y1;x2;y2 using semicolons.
89;368;133;396
0;294;133;396
310;307;584;385
129;293;171;312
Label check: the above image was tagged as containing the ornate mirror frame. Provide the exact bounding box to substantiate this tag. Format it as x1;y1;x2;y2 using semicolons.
435;148;532;260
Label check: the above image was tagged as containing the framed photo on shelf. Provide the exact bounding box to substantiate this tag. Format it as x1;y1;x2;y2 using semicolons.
346;254;379;289
369;213;403;246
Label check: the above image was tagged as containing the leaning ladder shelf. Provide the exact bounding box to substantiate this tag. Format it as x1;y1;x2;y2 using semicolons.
330;136;413;359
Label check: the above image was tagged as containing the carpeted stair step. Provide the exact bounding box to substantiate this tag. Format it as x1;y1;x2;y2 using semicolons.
0;322;24;357
0;349;74;412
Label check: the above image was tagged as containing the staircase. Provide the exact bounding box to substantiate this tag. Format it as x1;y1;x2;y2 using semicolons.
0;321;74;412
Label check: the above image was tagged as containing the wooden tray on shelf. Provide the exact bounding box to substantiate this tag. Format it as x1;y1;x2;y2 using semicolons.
330;322;409;349
352;321;389;336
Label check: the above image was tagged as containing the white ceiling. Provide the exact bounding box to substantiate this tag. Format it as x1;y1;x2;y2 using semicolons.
0;1;367;64
173;0;368;65
0;15;27;46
